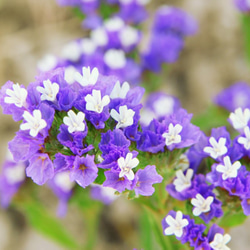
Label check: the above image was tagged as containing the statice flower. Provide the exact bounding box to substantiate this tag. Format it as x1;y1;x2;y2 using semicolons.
234;0;250;12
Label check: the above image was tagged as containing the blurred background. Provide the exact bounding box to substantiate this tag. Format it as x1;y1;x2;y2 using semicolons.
0;0;250;249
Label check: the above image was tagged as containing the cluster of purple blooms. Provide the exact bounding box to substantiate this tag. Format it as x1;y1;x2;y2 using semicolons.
38;3;196;85
234;0;250;12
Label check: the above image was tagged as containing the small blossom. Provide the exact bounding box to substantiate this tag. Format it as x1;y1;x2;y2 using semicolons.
191;194;214;216
229;107;250;130
238;126;250;150
118;152;139;180
85;89;110;113
110;105;135;129
162;123;182;146
4;83;27;108
36;79;59;102
90;27;108;47
63;110;86;133
110;81;130;99
164;211;189;237
209;233;231;250
173;169;193;192
104;16;124;32
119;26;139;47
61;41;81;62
20;110;47;137
80;38;96;55
74;67;99;87
216;156;241;180
104;49;127;69
64;66;77;84
203;137;228;159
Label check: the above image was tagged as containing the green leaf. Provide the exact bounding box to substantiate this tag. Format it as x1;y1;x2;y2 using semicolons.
94;168;106;185
241;14;250;63
14;201;79;249
219;210;247;228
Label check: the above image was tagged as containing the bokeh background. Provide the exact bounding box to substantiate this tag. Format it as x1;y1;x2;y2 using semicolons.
0;0;250;249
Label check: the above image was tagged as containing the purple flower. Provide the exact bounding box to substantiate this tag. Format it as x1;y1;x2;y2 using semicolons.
26;153;54;185
215;82;250;112
0;160;27;208
234;0;250;12
70;155;98;188
132;165;163;196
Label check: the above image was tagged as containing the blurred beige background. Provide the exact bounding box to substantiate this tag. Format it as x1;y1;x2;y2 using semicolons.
0;0;250;249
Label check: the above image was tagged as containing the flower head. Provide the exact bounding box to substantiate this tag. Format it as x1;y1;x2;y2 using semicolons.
74;66;99;87
229;107;250;130
173;169;193;192
209;233;231;250
110;81;130;99
203;137;228;159
191;194;214;216
36;79;59;102
20;110;47;137
85;89;110;113
110;105;135;129
164;210;189;237
162;123;182;146
63;110;86;133
4;83;27;108
118;152;139;180
238;126;250;150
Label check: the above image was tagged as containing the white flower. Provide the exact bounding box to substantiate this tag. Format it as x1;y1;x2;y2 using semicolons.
229;107;250;130
37;54;57;72
74;66;99;87
238;126;250;150
20;110;47;137
4;164;26;184
173;169;193;192
90;27;108;47
209;233;231;250
110;105;135;129
85;89;110;113
61;41;81;62
203;137;228;159
162;123;182;146
110;81;130;99
64;66;77;84
80;38;96;55
104;16;124;32
216;156;241;180
36;79;59;102
4;83;27;108
119;26;139;47
164;211;189;238
54;171;75;192
104;49;127;69
153;96;174;117
63;110;86;133
191;194;214;216
118;152;139;180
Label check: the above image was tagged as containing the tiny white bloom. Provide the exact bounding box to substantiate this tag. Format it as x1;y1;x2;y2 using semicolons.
61;41;81;62
229;107;250;130
104;16;124;32
173;169;193;192
176;154;189;171
63;110;86;133
209;233;231;250
110;81;130;99
110;105;135;129
37;54;57;72
162;123;182;146
64;66;77;84
153;96;174;117
85;89;110;113
20;110;47;137
238;126;250;150
36;79;59;102
74;66;99;87
4;164;26;184
119;26;139;47
203;137;228;159
104;49;127;69
80;38;96;55
54;171;75;192
90;27;108;47
4;83;27;108
164;211;189;238
118;152;139;180
191;194;214;216
216;156;241;180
